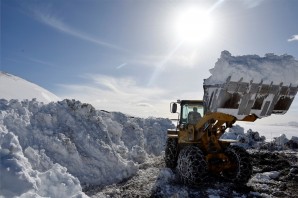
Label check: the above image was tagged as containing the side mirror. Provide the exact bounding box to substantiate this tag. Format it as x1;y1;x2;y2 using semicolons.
171;103;177;113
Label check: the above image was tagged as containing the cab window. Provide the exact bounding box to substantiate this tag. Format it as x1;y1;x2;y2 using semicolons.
181;104;204;124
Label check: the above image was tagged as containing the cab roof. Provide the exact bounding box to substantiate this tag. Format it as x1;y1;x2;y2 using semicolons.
177;100;204;104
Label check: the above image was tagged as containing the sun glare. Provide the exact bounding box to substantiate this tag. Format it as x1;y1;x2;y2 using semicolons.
175;8;214;43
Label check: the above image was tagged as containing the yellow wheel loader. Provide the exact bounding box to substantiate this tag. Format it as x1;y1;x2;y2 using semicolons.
165;77;298;185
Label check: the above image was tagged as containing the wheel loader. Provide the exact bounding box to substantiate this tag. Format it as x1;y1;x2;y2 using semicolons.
165;77;298;185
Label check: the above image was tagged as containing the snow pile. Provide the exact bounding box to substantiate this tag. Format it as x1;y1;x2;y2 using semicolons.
249;171;281;194
0;99;174;196
252;171;280;183
0;128;87;197
221;124;298;150
239;122;298;142
205;50;298;85
272;134;298;149
0;71;60;103
272;134;289;148
220;125;266;149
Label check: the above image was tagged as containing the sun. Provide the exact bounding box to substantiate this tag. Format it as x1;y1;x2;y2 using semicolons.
175;7;214;43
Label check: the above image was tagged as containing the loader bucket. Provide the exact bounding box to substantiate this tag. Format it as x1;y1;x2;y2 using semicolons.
203;77;298;120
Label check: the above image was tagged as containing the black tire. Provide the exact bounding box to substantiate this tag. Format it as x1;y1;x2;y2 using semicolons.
177;146;207;185
164;138;179;169
222;145;252;184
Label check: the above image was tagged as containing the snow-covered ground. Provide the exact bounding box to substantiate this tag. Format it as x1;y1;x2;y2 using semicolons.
88;150;298;198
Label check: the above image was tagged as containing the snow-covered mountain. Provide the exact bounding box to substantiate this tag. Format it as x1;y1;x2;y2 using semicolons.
0;72;60;103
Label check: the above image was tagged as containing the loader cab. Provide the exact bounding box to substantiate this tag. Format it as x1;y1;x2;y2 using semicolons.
171;100;205;126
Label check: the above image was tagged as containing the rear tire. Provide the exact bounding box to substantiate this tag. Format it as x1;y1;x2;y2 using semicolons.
164;138;178;169
222;145;252;183
177;146;207;185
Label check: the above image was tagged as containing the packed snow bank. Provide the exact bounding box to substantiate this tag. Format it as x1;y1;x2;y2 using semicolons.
205;51;298;85
0;99;174;194
0;72;60;103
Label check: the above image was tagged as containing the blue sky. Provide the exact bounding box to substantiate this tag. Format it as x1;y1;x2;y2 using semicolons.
1;0;298;123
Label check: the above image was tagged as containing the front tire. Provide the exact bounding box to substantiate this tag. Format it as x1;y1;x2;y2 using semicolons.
177;146;207;185
164;138;179;169
222;145;252;183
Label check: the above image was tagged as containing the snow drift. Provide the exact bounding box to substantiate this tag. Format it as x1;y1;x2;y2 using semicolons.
205;50;298;85
0;99;173;197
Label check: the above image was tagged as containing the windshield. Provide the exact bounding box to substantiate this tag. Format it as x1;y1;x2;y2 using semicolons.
181;103;204;125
